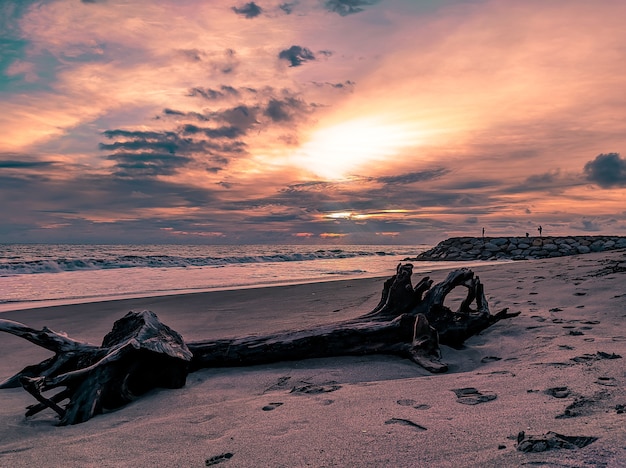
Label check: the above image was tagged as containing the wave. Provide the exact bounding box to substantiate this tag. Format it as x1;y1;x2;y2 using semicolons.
0;249;403;276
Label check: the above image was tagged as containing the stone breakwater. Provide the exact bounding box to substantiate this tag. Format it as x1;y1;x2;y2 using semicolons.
411;236;626;261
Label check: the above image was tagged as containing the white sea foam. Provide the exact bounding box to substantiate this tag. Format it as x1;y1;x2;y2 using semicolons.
2;244;462;312
0;244;407;275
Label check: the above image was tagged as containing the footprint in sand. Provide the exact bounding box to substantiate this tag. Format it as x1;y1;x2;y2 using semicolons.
555;391;611;419
397;399;431;410
205;453;233;466
544;387;571;398
452;387;497;405
384;418;427;431
595;377;617;387
480;356;502;363
290;381;342;394
516;431;597;452
412;404;430;410
189;414;216;424
262;402;284;411
264;376;291;393
571;351;622;363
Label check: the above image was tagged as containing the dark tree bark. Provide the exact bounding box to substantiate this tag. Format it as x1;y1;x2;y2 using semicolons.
0;311;192;425
188;265;518;371
0;265;518;425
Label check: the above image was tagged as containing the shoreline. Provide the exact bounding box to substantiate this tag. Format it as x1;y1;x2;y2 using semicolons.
0;275;388;342
0;274;388;315
0;258;494;315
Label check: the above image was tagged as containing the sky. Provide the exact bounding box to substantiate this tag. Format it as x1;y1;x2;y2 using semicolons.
2;0;626;245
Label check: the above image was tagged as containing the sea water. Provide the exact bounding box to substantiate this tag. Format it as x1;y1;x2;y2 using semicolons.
0;243;481;313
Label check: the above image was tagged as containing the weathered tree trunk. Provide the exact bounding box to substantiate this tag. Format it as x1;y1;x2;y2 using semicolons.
0;311;192;425
0;265;518;425
188;265;517;371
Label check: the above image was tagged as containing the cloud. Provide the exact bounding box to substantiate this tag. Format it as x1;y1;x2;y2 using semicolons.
280;181;334;193
161;227;225;238
500;169;583;195
106;152;192;177
180;124;245;139
101;130;180;154
264;96;310;122
209;105;261;130
310;80;355;92
278;45;316;67
164;92;314;137
100;128;246;177
0;158;56;169
376;168;450;185
7;0;626;244
232;2;262;18
376;232;399;237
279;2;296;14
583;153;626;188
525;169;561;185
188;85;242;100
323;0;379;16
569;218;602;232
174;48;241;73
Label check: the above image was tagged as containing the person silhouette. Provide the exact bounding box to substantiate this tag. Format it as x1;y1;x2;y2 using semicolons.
538;226;543;237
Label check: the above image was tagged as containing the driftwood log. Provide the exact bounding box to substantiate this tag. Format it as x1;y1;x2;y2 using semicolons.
0;312;191;425
0;265;519;425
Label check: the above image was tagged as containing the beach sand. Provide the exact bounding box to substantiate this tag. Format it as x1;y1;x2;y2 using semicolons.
1;251;625;467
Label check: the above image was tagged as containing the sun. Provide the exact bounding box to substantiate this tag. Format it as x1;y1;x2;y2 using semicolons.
291;117;422;180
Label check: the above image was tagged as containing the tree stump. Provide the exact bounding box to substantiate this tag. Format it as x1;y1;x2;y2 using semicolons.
0;265;518;424
0;311;192;425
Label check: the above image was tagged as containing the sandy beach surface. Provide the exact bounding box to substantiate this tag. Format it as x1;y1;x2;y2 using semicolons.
1;251;625;467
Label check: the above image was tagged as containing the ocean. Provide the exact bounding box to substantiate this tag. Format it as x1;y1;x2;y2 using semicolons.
0;243;480;313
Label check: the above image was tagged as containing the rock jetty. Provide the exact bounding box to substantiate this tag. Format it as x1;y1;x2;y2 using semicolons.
411;236;626;261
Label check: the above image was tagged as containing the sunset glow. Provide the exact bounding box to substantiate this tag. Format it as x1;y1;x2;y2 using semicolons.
2;0;626;244
294;118;422;179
